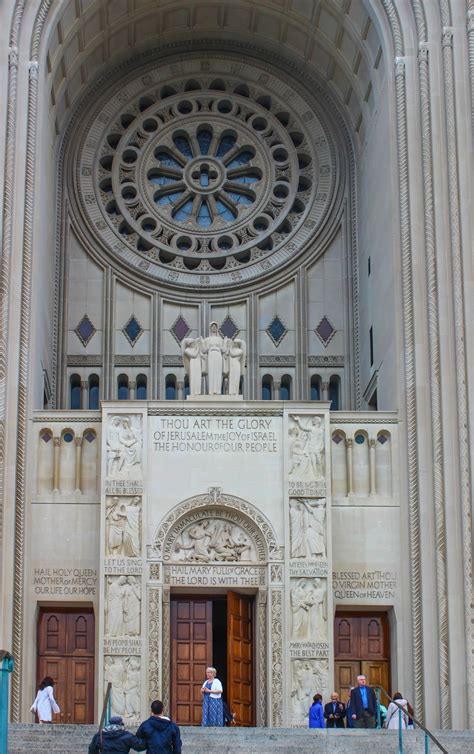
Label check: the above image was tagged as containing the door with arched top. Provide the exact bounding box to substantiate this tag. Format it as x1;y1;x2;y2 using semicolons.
334;612;390;703
37;607;95;723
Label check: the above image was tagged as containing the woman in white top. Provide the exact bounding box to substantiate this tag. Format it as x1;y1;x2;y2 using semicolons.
385;692;409;729
31;676;60;723
200;667;224;726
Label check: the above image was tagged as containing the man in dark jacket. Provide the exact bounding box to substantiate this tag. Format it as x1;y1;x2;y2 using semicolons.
136;700;182;754
88;716;146;754
324;692;346;728
349;675;377;728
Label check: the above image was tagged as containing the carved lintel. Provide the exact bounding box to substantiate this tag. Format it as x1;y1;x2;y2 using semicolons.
28;60;39;79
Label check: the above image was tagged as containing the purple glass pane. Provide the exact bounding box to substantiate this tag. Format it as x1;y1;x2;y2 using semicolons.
84;432;96;443
172;315;191;343
378;435;388;445
315;316;335;345
332;434;343;445
220;316;238;339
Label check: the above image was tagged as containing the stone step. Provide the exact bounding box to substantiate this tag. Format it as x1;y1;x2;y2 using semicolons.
7;724;474;753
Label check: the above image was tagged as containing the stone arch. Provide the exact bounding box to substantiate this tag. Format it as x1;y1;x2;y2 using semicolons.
153;488;280;562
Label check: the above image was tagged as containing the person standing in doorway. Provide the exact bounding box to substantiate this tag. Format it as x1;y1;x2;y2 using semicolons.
324;692;346;728
201;666;224;726
349;674;377;728
30;676;60;723
136;701;182;754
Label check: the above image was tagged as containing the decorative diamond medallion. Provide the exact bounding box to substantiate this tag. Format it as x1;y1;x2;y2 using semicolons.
378;434;388;445
332;434;343;445
123;315;143;346
315;316;335;346
75;314;96;346
267;316;287;346
171;315;191;344
220;316;239;339
84;431;96;443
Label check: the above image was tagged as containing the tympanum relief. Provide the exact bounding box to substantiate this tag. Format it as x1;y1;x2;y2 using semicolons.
290;499;326;559
290;578;327;640
104;656;141;719
105;576;141;636
288;415;325;481
106;415;142;478
174;519;255;562
106;496;141;557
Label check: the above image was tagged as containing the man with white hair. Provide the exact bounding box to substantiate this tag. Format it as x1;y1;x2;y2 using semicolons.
349;674;377;728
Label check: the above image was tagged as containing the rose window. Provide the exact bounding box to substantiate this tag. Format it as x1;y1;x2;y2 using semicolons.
76;57;336;288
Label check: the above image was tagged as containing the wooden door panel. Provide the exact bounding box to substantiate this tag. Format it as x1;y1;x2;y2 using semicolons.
227;592;253;727
360;616;388;660
361;660;390;692
334;616;360;659
171;599;212;726
37;608;95;724
334;661;360;704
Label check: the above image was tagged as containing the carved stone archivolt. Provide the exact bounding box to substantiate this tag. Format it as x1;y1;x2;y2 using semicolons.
154;489;279;561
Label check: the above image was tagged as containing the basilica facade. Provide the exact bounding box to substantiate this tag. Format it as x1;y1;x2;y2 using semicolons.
0;0;473;731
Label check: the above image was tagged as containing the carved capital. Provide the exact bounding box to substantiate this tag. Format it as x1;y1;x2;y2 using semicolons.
395;57;406;77
75;437;83;448
8;46;18;69
418;45;429;62
442;28;453;48
369;439;376;449
53;437;61;448
346;438;353;448
28;60;39;79
321;381;329;391
468;11;474;34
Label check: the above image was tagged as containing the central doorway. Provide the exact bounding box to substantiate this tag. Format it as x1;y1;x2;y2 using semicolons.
171;592;254;726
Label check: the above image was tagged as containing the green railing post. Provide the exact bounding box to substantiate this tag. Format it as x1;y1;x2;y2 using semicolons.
398;708;403;754
425;732;430;754
376;687;381;728
106;693;111;726
0;651;14;754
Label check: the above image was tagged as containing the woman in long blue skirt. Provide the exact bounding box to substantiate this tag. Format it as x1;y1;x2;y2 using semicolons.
201;667;224;726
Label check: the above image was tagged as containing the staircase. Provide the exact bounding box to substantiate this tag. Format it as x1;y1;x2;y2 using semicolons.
7;724;474;753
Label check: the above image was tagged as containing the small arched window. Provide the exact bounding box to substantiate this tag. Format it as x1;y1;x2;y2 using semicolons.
136;374;147;400
184;375;190;399
262;374;272;401
88;374;100;410
117;374;129;400
166;374;177;400
280;374;292;400
70;374;81;410
329;375;340;410
310;374;321;401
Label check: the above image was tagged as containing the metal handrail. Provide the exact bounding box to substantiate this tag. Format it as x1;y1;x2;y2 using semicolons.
0;652;14;754
98;682;112;736
375;685;448;754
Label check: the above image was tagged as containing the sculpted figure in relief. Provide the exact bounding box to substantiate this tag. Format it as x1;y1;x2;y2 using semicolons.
181;322;246;396
107;416;142;476
174;518;255;562
106;497;141;557
104;657;140;719
291;659;328;724
106;576;141;636
290;499;326;559
291;578;327;640
288;416;325;481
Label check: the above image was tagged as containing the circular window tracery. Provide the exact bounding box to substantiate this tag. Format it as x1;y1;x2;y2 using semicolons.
76;56;337;288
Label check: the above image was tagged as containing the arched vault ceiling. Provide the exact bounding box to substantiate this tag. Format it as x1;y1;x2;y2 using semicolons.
44;0;385;146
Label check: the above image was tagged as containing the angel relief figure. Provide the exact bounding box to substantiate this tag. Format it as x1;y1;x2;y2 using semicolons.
181;323;246;396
